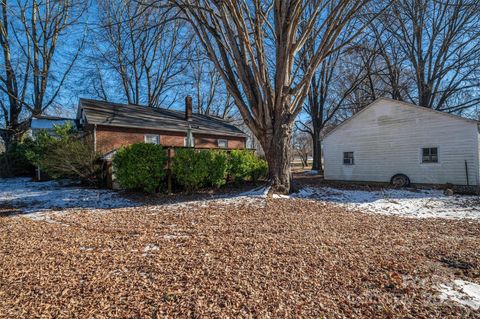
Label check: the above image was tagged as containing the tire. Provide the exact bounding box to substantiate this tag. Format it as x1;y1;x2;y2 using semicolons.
390;174;410;188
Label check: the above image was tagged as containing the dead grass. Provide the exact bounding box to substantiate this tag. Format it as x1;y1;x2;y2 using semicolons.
0;199;479;318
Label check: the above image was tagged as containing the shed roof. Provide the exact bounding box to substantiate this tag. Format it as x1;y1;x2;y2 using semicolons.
78;99;246;138
324;98;479;139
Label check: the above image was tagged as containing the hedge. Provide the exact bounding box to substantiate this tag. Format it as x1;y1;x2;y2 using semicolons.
113;143;168;193
113;145;267;193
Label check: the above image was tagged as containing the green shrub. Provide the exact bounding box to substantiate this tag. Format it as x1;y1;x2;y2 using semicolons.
228;150;267;184
39;139;103;186
23;124;103;186
172;149;208;191
206;151;229;188
0;141;35;177
250;157;268;183
228;150;252;182
172;149;230;191
113;143;167;193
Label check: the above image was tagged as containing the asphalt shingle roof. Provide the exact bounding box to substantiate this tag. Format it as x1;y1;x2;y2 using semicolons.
79;99;246;137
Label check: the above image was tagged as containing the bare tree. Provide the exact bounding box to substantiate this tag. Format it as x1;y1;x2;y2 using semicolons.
171;0;388;193
292;129;312;169
91;0;191;107
387;0;480;112
296;41;369;173
0;0;86;143
189;43;234;118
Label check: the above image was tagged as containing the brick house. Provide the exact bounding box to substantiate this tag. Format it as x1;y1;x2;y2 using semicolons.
77;96;247;157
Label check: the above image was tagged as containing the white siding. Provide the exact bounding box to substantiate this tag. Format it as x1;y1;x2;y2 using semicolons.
323;100;480;186
478;132;480;184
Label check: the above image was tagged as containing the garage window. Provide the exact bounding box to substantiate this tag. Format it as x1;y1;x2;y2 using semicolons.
422;147;438;163
144;134;160;145
343;152;354;165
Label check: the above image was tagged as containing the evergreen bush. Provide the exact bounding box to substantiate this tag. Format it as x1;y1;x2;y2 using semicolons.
228;150;267;183
172;148;209;191
113;143;167;193
24;123;103;186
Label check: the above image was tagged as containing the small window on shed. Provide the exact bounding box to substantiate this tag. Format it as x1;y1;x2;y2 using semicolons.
422;147;438;163
144;134;160;145
217;139;228;148
343;152;354;165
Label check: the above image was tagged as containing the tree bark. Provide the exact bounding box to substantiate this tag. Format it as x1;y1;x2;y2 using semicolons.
262;123;293;194
311;128;323;174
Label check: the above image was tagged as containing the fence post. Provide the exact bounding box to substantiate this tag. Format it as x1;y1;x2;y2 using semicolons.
167;148;173;194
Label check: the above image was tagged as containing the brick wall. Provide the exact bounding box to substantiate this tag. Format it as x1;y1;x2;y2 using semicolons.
93;125;246;155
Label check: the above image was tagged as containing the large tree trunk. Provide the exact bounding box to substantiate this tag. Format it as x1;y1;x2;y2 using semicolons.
262;123;293;194
311;127;323;174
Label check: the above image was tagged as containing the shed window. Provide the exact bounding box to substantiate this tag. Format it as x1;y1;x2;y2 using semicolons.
343;152;354;165
217;139;228;148
422;147;438;163
144;134;160;145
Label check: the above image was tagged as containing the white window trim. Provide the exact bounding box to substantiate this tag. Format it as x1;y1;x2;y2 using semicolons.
144;134;160;145
343;151;354;165
217;139;228;148
420;146;440;164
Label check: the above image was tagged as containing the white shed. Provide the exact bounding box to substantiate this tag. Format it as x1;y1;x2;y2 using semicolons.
323;98;480;186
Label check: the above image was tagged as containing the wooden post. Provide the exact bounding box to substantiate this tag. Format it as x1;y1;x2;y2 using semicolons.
167;148;173;194
465;160;469;186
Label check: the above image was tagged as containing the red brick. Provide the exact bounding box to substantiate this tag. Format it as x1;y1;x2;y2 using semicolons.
92;125;246;155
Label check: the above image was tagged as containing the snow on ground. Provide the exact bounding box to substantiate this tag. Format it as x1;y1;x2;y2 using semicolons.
0;178;137;216
439;280;480;310
291;186;480;220
1;178;479;220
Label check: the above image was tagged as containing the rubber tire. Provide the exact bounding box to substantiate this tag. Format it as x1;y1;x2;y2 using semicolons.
390;174;410;188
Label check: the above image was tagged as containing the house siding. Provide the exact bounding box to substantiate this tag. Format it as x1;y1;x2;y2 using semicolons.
94;125;246;155
323;100;479;186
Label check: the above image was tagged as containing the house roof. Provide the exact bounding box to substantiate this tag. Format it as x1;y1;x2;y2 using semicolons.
324;97;479;139
78;99;246;138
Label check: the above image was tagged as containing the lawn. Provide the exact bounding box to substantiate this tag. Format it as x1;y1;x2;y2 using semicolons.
1;191;479;318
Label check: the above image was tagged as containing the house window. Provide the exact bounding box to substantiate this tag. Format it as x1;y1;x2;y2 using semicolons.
422;147;438;163
343;152;354;165
144;134;160;145
217;139;228;148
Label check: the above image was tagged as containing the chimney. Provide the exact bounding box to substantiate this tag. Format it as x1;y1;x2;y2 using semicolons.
185;95;192;121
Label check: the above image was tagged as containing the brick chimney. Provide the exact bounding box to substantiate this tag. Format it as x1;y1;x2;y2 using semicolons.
185;95;193;121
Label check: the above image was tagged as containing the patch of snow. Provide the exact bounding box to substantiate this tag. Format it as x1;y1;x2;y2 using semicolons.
291;186;480;220
143;244;160;252
439;280;480;310
238;186;270;197
163;233;189;240
304;170;319;176
272;193;290;199
0;178;137;216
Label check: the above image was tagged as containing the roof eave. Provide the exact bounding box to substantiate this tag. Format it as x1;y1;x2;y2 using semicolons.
84;121;247;138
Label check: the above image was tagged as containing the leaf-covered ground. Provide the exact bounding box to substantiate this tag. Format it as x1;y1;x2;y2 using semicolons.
1;199;479;318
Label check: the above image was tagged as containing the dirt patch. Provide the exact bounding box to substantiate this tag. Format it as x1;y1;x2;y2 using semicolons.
0;199;479;318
